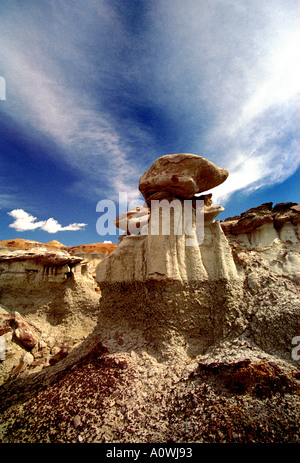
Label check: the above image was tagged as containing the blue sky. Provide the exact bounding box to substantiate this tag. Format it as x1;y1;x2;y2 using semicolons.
0;0;299;245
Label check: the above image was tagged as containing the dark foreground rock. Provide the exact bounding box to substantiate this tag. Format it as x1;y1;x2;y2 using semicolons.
0;336;299;443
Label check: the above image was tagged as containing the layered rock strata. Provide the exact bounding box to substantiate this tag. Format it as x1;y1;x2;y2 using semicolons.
0;249;84;284
0;241;117;385
221;202;300;282
221;201;300;236
68;242;117;279
0;248;100;380
98;204;236;283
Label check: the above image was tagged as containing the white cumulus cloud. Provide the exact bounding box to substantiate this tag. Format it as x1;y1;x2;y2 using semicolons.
8;209;86;234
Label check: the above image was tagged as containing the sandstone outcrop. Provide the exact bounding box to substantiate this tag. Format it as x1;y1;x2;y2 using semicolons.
98;154;233;291
0;246;100;383
0;239;117;284
113;205;150;234
68;242;117;279
0;238;117;256
96;157;299;362
113;195;224;236
68;242;117;255
220;202;300;283
0;238;68;252
221;201;300;235
98;213;236;284
139;153;228;205
0;240;119;385
0;248;90;293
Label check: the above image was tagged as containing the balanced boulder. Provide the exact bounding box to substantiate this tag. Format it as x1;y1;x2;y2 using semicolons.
139;153;228;205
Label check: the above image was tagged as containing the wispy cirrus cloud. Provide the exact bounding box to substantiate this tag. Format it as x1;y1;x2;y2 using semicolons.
0;0;299;213
8;209;86;233
0;1;148;203
142;0;300;203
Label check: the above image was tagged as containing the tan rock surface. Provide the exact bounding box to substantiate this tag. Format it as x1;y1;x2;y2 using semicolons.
0;245;101;385
68;243;117;280
97;202;236;284
221;202;300;235
221;202;300;283
0;249;82;266
139;153;228;204
114;196;223;236
0;239;117;256
0;238;68;252
14;311;37;349
114;205;150;234
68;242;117;255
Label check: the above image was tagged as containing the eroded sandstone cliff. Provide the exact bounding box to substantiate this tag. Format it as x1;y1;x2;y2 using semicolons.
0;241;117;384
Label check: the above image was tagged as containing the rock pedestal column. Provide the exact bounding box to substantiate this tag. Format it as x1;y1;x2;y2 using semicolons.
96;154;243;358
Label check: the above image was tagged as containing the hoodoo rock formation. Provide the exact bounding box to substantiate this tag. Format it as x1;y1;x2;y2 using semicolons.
95;154;298;363
139;153;229;204
96;154;239;357
0;154;299;444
